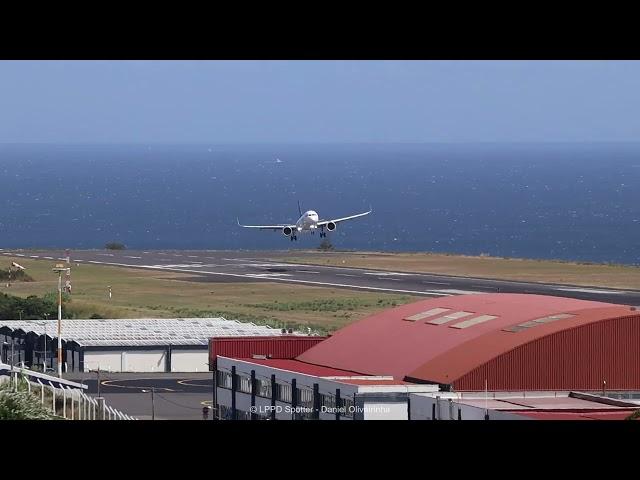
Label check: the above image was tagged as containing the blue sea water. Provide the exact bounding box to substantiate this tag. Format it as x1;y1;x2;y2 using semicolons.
0;142;639;265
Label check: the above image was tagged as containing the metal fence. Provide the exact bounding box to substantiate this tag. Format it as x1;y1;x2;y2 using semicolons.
1;371;136;420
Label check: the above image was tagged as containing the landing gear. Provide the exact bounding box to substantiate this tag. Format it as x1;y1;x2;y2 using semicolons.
290;235;298;242
319;232;327;238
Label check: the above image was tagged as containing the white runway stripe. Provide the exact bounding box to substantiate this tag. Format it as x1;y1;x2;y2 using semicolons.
556;287;626;295
75;260;449;296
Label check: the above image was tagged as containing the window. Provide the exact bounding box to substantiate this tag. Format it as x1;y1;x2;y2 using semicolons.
256;378;272;398
297;388;313;407
449;314;498;329
277;383;291;403
427;311;474;325
404;308;450;322
238;375;252;394
217;370;232;389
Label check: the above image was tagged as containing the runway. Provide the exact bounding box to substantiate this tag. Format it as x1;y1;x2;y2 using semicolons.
4;248;640;305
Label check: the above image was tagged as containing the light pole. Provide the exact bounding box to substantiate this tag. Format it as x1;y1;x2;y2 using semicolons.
43;314;49;371
142;388;156;420
52;264;70;378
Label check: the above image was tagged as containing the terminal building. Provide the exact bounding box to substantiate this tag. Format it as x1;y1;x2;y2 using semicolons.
0;317;302;373
210;293;640;420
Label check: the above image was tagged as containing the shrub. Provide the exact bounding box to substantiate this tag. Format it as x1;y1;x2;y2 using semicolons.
105;242;126;250
0;376;59;420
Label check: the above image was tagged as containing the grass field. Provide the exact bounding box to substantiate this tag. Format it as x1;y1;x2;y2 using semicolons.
0;256;416;333
277;251;640;290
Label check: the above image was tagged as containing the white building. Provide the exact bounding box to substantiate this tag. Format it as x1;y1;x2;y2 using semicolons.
0;318;292;373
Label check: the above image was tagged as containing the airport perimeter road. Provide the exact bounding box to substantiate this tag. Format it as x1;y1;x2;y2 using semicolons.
5;249;640;305
65;372;214;420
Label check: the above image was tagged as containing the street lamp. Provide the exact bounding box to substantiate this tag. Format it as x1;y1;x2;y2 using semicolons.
141;388;156;420
52;264;70;378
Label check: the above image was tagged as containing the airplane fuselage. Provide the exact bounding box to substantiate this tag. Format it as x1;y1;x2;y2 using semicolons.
295;210;320;232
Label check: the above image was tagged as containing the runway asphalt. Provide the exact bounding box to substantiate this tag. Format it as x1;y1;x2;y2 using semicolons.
4;248;640;305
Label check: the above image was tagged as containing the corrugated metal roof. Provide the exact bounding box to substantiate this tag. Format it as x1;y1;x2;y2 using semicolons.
296;293;636;384
0;318;291;347
418;307;640;389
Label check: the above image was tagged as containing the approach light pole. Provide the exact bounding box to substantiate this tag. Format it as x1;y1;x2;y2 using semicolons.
52;264;70;378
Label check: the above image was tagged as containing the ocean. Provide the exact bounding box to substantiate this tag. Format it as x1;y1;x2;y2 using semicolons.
0;142;639;265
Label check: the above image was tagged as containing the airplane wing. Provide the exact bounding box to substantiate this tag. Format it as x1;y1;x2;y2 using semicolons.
237;218;295;231
317;208;372;226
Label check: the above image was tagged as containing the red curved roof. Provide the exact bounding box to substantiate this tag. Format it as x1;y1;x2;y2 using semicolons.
296;293;636;384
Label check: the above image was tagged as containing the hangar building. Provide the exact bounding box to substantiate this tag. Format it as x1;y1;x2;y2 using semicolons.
0;317;297;373
211;293;640;420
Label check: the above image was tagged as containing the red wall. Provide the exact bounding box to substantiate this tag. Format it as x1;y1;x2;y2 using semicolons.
208;336;326;370
455;315;640;391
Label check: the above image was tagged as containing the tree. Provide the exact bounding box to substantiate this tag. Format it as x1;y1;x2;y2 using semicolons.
317;239;335;251
105;242;126;250
0;292;63;320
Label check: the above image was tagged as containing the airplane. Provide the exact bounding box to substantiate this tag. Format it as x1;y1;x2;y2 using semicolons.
238;202;372;241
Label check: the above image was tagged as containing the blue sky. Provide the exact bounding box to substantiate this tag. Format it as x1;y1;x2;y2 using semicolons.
0;60;638;143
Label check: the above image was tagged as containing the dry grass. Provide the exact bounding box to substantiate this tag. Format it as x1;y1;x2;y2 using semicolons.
0;256;416;333
277;251;640;290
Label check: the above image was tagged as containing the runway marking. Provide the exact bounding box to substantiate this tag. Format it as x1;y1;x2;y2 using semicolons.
79;260;449;296
296;270;320;274
97;253;115;257
173;254;183;257
364;272;410;276
124;256;142;259
29;255;39;258
15;254;24;257
422;281;448;285
336;274;358;277
151;263;213;268
555;287;626;295
245;273;293;278
438;289;485;295
378;277;402;281
43;256;54;259
143;251;150;254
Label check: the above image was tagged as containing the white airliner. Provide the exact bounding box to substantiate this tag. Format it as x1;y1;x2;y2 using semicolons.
238;203;372;241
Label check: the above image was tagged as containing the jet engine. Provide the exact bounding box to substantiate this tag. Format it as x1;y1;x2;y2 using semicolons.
282;226;293;237
326;222;337;232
